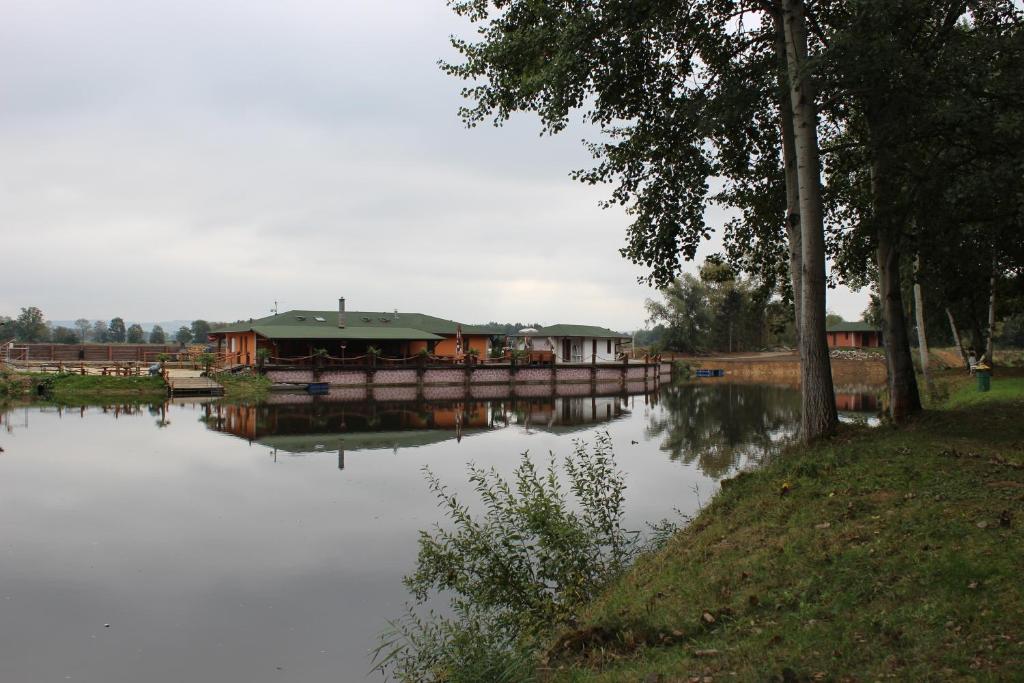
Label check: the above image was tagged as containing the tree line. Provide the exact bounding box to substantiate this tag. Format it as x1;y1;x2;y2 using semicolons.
443;0;1024;440
0;306;215;346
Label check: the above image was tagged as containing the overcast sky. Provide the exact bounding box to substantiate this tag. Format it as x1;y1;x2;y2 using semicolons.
0;0;868;330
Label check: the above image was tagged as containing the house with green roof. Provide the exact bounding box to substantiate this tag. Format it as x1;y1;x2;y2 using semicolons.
210;299;500;366
826;321;882;349
512;324;632;364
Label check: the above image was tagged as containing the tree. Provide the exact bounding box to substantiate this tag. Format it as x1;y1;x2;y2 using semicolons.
818;1;1022;418
826;312;845;328
51;326;79;344
0;315;12;339
126;324;145;344
780;0;837;439
91;320;109;343
443;0;838;440
646;265;780;354
108;317;126;343
74;318;91;343
190;320;211;344
149;325;167;345
174;326;193;346
14;307;49;342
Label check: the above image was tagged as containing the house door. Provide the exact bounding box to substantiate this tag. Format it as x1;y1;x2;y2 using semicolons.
561;338;571;363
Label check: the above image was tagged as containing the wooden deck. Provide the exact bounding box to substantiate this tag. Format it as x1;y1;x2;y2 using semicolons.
164;369;224;397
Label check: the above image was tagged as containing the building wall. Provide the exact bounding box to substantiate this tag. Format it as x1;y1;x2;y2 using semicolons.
221;332;259;365
551;336;622;364
409;335;490;358
827;331;881;349
517;336;621;364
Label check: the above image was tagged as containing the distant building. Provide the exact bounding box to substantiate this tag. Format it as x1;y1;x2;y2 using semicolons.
210;300;498;366
511;325;632;364
826;321;882;349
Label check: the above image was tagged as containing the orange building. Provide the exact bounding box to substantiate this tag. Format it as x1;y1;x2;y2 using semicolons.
826;322;883;349
210;301;498;366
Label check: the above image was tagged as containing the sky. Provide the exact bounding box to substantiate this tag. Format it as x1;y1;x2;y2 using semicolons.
0;0;869;331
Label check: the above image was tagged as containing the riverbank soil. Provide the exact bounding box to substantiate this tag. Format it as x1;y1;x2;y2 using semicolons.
547;371;1024;681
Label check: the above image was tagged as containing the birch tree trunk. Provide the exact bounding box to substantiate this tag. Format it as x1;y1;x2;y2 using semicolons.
774;12;802;349
912;256;933;397
946;307;967;369
781;0;837;441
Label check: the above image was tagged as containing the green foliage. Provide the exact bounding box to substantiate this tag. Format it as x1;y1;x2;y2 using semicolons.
999;314;1024;348
74;319;91;342
91;320;109;343
646;267;781;353
366;345;382;358
126;324;145;344
51;326;80;344
148;325;166;345
375;434;640;682
197;353;215;372
861;292;882;328
14;306;49;342
174;326;192;345
107;317;126;343
190;319;211;343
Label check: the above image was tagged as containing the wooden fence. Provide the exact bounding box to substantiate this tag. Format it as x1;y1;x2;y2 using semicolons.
3;343;183;363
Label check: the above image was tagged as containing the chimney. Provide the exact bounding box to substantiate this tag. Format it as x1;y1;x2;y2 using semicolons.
338;297;346;328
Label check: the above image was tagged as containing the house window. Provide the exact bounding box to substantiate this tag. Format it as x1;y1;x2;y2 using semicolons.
606;339;612;354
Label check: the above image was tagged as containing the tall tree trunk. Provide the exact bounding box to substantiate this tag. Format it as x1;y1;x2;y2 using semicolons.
773;13;802;348
946;307;967;369
912;256;933;397
782;0;837;441
864;90;921;422
986;262;997;366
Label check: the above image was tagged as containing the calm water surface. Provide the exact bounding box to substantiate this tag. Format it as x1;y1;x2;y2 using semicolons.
0;382;878;682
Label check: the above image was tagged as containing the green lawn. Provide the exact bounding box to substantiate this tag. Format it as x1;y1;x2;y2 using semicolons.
42;373;167;404
545;376;1024;681
214;372;271;402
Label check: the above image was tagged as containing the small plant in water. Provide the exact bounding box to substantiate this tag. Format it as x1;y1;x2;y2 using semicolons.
372;432;639;682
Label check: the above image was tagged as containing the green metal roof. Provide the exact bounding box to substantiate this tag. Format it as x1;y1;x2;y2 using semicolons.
211;309;495;341
516;324;631;339
827;321;880;333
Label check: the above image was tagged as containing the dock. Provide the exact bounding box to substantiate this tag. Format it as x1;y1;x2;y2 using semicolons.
164;369;224;397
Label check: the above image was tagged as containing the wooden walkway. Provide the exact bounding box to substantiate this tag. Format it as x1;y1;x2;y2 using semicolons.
164;369;224;397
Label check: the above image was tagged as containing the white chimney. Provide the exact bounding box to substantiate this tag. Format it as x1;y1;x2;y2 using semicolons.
338;297;346;328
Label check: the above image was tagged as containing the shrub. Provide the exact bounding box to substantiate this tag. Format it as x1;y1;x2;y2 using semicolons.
373;433;639;682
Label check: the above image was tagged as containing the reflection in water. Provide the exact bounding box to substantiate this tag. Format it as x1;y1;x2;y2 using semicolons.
203;394;641;457
646;383;803;478
0;382;883;683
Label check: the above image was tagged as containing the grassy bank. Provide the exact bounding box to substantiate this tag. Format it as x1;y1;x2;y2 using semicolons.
1;369;167;404
214;372;271;402
40;373;167;404
545;373;1024;681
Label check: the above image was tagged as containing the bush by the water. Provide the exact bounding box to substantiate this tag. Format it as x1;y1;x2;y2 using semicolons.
373;433;645;682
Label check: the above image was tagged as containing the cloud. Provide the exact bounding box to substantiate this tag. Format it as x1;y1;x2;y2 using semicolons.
0;0;867;328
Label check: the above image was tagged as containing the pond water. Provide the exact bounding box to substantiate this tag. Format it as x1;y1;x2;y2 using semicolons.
0;382;879;682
